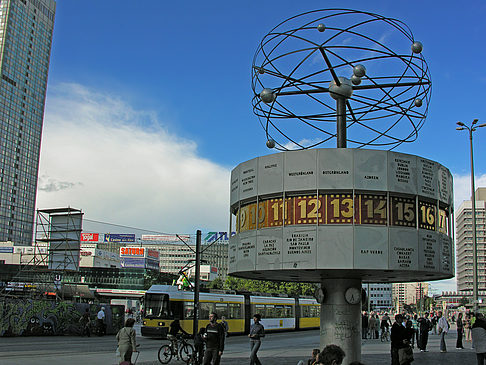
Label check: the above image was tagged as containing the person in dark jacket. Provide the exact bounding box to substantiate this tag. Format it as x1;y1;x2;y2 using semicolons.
417;312;431;351
202;312;225;365
456;312;465;349
391;314;408;365
249;313;265;365
194;327;206;365
167;319;188;354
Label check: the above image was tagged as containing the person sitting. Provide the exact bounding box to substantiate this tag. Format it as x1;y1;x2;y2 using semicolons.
317;344;345;365
297;348;320;365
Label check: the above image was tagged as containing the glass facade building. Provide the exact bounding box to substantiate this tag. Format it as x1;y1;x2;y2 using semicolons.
0;0;56;245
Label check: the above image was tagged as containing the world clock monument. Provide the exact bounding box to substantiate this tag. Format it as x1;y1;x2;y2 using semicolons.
228;9;453;363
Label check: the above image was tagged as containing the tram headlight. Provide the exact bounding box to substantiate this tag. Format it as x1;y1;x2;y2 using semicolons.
158;322;164;326
143;321;146;325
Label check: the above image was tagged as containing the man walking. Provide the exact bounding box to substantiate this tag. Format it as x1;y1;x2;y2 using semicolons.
97;306;106;336
202;312;225;365
362;312;369;339
249;314;265;365
438;311;449;353
417;312;431;352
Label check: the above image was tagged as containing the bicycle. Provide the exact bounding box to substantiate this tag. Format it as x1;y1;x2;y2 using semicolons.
380;327;390;342
158;334;194;364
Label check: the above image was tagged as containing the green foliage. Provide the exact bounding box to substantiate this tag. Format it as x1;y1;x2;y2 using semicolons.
222;277;317;297
206;276;224;289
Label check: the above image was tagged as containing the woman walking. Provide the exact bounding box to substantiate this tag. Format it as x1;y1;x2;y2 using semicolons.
456;312;465;349
116;318;138;365
248;314;265;365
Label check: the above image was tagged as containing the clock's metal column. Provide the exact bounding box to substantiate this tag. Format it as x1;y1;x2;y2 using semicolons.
320;278;362;364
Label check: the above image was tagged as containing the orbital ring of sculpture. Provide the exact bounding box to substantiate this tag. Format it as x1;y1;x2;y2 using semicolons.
251;9;432;151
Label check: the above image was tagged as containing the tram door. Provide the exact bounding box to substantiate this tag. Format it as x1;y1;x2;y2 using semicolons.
244;294;251;334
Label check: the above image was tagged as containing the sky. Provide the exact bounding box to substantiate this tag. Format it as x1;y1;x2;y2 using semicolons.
35;0;486;294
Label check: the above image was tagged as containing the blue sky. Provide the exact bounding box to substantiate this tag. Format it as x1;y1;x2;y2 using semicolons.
36;0;486;293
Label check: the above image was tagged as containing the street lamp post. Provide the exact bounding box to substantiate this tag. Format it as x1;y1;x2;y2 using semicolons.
457;119;486;313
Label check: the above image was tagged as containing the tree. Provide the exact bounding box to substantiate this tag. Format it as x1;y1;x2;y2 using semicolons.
222;276;317;297
207;276;224;289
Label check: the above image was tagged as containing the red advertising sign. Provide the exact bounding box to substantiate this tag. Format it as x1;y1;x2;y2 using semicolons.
81;233;99;242
147;249;159;259
120;247;145;257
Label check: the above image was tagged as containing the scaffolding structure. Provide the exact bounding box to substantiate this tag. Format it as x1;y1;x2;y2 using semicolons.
0;207;83;299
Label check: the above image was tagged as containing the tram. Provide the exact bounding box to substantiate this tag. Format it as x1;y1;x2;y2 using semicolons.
141;285;319;337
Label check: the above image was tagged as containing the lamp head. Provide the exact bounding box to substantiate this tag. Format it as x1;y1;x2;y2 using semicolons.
477;123;486;128
456;121;465;127
456;127;465;131
472;119;479;125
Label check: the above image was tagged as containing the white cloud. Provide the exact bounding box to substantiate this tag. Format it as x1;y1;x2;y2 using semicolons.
37;83;230;235
452;173;486;210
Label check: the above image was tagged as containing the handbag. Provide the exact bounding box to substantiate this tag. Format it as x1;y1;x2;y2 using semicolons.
398;345;414;365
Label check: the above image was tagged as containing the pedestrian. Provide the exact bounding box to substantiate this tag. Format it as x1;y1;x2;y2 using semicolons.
456;312;465;349
411;314;419;348
79;308;91;337
472;312;486;365
466;313;473;342
438;310;449;353
405;319;415;348
391;314;408;365
380;313;391;339
317;344;345;365
202;312;225;365
221;316;229;337
194;328;206;365
417;312;431;352
116;318;138;365
97;306;106;336
431;314;438;335
369;314;378;339
249;313;265;365
362;312;369;339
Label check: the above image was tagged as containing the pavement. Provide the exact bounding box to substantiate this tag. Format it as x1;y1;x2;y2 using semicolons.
133;329;477;365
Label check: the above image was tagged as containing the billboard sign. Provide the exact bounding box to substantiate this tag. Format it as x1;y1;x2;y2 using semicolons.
204;231;236;243
81;233;99;242
147;249;159;259
141;234;190;242
120;247;145;257
104;234;136;243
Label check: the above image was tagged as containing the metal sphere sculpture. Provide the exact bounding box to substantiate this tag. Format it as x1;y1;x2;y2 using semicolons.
251;9;431;150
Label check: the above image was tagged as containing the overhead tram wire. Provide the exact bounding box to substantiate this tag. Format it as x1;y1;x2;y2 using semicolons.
82;218;195;238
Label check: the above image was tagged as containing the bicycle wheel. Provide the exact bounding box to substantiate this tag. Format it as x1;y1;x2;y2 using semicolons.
179;343;194;363
158;344;173;364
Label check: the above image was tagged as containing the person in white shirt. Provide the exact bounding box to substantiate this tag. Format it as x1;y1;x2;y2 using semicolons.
438;311;450;353
97;307;106;336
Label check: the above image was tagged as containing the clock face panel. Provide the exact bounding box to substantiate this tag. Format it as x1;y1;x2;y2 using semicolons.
345;287;361;305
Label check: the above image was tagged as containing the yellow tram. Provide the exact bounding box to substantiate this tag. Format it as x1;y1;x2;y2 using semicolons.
141;285;319;337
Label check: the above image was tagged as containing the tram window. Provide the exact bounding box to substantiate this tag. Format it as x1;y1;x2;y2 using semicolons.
284;305;293;317
228;303;241;319
266;305;276;318
311;305;320;317
200;302;213;319
254;304;265;318
301;306;307;318
183;303;194;319
215;303;228;318
170;301;183;319
275;305;284;318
